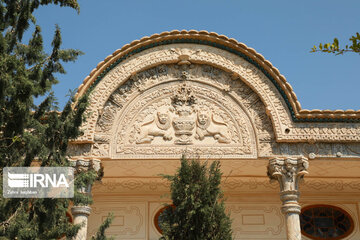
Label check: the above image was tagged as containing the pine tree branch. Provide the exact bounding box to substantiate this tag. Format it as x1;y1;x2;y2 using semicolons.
0;202;23;230
0;135;22;148
90;213;114;240
0;1;94;239
27;55;51;71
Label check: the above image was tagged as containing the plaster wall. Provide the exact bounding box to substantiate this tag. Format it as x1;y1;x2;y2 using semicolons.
86;194;360;240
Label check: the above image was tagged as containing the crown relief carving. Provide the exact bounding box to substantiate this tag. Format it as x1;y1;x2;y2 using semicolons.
135;81;232;145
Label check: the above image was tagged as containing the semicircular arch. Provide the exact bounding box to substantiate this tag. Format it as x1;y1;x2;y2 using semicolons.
74;31;360;158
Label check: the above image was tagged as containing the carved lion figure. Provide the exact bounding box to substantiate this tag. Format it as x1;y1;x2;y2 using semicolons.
136;107;173;144
195;111;231;143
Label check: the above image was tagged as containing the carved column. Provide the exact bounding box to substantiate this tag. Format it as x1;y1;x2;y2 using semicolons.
69;159;101;240
267;157;309;240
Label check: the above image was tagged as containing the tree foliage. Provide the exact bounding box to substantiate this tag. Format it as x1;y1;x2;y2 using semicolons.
311;32;360;55
159;156;232;240
0;1;111;239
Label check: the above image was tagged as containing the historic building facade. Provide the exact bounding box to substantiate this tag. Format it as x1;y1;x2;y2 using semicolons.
68;31;360;240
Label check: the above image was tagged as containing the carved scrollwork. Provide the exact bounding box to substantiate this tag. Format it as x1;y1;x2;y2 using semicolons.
67;144;91;157
96;104;117;132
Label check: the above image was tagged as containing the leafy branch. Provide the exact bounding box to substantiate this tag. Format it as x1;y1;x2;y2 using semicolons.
311;32;360;55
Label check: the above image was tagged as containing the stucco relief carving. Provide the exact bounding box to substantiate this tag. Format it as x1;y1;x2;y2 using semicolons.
83;62;282;158
75;44;360;146
91;177;360;194
272;142;360;158
107;64;260;158
134;82;232;146
136;106;173;144
96;105;116;132
91;142;109;157
195;110;231;144
75;43;360;159
92;178;171;193
67;143;92;157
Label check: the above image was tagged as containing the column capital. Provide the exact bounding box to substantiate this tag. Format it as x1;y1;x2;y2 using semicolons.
267;156;309;192
69;159;102;194
69;159;102;173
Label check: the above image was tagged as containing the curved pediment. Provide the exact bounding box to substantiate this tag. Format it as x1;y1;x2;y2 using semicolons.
71;30;360;160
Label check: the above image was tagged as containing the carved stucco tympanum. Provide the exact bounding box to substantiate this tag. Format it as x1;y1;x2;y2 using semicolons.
69;30;360;161
80;59;277;159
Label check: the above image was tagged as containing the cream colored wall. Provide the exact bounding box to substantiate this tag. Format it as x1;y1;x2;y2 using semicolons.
85;156;360;240
87;195;287;240
86;194;360;240
82;154;360;240
87;199;147;239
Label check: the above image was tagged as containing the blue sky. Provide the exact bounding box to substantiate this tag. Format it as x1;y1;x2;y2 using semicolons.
32;0;360;110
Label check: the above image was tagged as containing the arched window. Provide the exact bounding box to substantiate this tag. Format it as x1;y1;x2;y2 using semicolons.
300;205;354;240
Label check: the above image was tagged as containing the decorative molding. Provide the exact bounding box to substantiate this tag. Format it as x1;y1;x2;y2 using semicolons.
74;30;360;123
227;205;284;236
89;205;144;237
73;41;360;146
91;176;360;194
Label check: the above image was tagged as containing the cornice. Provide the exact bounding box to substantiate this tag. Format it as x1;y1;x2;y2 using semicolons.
75;30;360;122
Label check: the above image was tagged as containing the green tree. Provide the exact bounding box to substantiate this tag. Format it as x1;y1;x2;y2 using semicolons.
311;33;360;55
159;156;233;240
0;1;111;239
91;213;115;240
